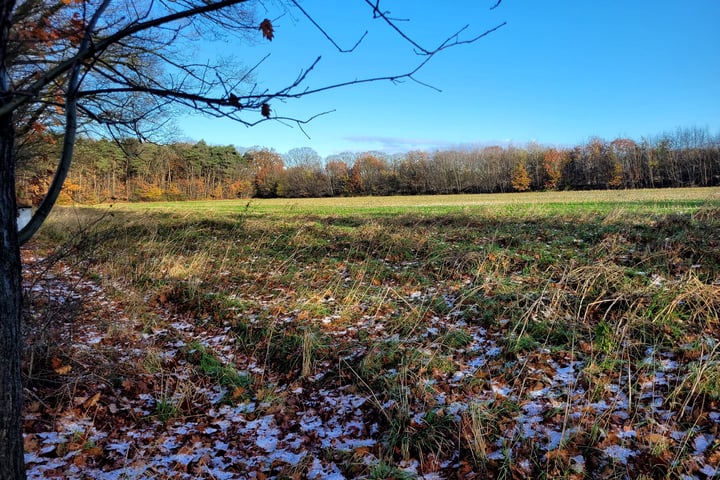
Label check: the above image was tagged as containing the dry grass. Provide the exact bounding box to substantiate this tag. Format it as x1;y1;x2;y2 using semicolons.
23;190;720;478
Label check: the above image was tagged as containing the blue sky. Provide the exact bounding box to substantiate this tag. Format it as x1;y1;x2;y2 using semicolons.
175;1;720;158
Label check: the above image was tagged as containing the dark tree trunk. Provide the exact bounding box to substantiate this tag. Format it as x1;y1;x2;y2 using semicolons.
1;0;25;474
0;113;25;480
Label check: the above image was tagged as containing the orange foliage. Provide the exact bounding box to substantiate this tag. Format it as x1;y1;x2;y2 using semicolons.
229;179;253;198
511;162;531;192
543;148;565;190
608;162;624;188
58;179;82;204
134;182;164;201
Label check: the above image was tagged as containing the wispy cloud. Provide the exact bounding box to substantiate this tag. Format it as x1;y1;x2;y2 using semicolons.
342;135;458;153
340;135;515;155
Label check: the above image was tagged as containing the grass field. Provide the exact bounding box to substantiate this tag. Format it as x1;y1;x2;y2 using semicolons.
103;186;720;216
22;188;720;479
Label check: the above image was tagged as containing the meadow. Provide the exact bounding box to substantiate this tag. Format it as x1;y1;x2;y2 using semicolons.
21;187;720;479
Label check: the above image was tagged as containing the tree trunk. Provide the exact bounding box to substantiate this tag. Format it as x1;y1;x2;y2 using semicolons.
1;0;25;474
0;112;26;480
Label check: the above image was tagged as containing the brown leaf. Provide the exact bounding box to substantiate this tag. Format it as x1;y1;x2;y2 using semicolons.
545;448;569;461
67;442;83;453
55;364;72;375
72;452;87;467
85;447;103;456
84;392;101;408
259;19;274;41
708;450;720;468
231;387;246;401
354;446;370;456
420;453;441;474
261;103;271;118
24;434;39;453
645;433;668;444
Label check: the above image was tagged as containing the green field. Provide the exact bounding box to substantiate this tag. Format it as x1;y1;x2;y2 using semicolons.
23;188;720;479
104;186;720;216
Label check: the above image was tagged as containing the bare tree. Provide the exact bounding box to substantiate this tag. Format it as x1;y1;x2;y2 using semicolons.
0;1;504;477
283;147;322;169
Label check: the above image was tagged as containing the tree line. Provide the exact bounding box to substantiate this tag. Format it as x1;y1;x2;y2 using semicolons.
16;126;720;204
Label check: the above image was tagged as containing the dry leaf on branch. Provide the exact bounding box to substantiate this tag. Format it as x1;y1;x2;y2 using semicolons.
259;19;274;41
228;93;241;107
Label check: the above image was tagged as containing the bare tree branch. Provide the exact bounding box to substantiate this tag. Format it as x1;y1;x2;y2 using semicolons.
288;0;367;53
1;0;253;117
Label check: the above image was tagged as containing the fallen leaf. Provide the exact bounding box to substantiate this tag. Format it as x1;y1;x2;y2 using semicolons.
72;453;87;467
85;447;103;456
24;434;39;453
354;446;370;456
84;392;101;408
232;387;246;401
645;433;669;445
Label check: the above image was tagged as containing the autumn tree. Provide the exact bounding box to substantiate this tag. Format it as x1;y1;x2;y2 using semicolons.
245;148;284;197
325;156;352;196
608;160;624;188
511;161;531;192
350;152;393;195
543;148;565;190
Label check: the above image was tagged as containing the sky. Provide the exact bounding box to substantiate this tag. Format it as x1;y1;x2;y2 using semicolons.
174;1;720;158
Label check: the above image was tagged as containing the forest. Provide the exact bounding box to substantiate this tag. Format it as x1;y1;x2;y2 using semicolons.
16;126;720;204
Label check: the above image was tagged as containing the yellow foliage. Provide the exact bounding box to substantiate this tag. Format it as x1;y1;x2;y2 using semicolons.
511;163;531;192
